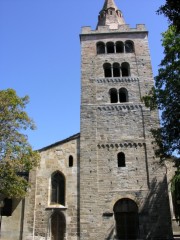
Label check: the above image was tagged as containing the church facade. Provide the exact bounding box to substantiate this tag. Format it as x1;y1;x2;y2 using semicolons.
0;0;176;239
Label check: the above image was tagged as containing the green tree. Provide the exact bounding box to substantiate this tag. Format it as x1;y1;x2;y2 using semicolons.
142;1;180;221
171;168;180;222
157;0;180;31
143;26;180;159
0;89;39;199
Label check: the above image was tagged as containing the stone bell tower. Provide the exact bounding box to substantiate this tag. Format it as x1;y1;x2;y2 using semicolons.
79;0;172;239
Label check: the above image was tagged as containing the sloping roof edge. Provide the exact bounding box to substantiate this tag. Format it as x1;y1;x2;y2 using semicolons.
38;133;80;152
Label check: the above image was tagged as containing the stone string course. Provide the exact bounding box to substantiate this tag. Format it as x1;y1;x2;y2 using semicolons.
97;142;146;149
98;104;143;111
96;77;139;83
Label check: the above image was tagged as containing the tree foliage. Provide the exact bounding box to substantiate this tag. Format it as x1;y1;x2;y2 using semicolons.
143;26;180;159
142;1;180;220
157;0;180;32
142;0;180;160
0;89;40;199
171;167;180;223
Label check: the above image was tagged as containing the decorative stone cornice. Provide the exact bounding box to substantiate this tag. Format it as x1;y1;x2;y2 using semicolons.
96;77;139;84
97;142;146;149
98;104;142;111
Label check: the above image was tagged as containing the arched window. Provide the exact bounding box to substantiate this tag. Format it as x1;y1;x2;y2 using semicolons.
113;198;139;240
103;63;112;77
121;62;130;77
113;63;120;77
117;152;126;167
109;88;118;103
69;155;73;167
106;42;115;54
97;42;105;54
51;171;65;205
51;211;66;240
119;88;128;103
125;40;134;53
116;41;124;53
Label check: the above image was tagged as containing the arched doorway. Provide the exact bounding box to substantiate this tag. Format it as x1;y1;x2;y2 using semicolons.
51;211;66;240
113;198;139;239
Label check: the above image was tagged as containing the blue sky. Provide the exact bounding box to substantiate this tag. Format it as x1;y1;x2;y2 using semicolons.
0;0;168;150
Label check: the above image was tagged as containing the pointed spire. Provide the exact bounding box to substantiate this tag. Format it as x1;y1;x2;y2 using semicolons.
102;0;118;11
97;0;125;29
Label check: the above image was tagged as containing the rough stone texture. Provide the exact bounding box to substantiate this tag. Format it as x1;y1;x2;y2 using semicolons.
1;1;178;239
79;20;173;240
97;0;125;28
17;134;80;240
0;199;24;240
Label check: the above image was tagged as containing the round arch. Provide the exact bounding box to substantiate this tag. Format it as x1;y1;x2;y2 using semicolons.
97;41;105;54
106;41;115;53
119;88;128;102
109;88;118;103
125;40;134;53
113;198;139;239
103;63;112;77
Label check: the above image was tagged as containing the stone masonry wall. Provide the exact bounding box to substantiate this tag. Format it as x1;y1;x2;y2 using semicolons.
23;135;80;240
1;199;24;240
80;25;173;239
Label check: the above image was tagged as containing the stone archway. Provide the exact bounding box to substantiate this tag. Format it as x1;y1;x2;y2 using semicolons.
113;198;139;239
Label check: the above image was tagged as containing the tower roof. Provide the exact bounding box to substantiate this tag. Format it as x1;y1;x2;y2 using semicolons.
97;0;125;29
102;0;119;11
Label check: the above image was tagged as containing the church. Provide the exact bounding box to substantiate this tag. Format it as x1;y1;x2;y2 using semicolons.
1;0;179;239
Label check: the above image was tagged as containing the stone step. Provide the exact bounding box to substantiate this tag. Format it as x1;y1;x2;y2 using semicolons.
174;236;180;240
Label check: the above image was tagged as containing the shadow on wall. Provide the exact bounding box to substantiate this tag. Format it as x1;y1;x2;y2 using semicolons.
106;176;173;240
139;176;173;239
172;173;180;225
1;198;21;216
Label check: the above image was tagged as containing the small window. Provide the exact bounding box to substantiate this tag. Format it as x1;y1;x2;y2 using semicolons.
113;63;120;77
103;63;112;77
97;42;105;54
106;42;114;54
119;88;128;102
121;62;130;77
125;40;134;53
69;155;73;167
109;88;118;103
116;41;124;53
118;152;126;167
51;171;65;205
